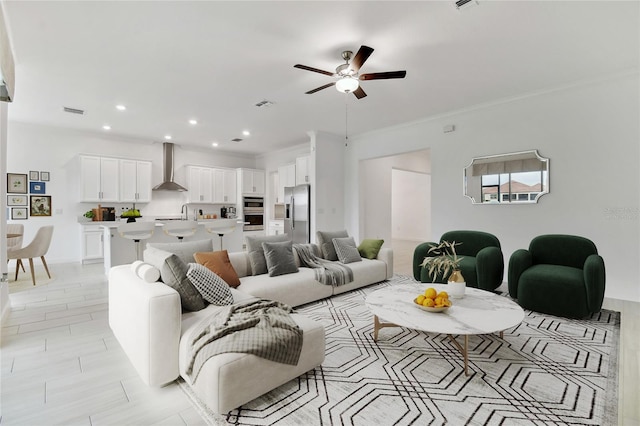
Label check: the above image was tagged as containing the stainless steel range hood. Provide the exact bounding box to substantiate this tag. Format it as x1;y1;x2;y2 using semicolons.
152;142;188;191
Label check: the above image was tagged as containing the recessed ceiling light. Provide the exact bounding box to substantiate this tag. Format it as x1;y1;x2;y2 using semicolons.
242;130;251;136
212;142;219;147
102;125;111;130
116;104;126;111
189;119;198;125
164;135;172;140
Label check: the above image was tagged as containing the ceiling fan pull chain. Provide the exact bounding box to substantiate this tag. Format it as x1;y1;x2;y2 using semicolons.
345;96;349;146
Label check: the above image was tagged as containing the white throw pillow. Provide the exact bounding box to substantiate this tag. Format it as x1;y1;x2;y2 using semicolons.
186;263;234;306
130;260;160;283
333;237;362;264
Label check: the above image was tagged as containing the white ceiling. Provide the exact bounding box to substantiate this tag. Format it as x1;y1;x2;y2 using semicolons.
3;1;638;155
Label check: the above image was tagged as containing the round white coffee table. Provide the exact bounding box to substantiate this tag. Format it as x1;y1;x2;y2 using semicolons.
365;283;525;376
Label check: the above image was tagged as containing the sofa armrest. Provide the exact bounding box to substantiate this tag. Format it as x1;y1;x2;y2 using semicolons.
377;247;394;279
476;246;504;291
508;249;532;298
413;242;437;281
108;265;181;386
584;254;606;313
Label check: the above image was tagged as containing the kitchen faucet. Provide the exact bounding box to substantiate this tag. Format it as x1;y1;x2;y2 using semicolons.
180;204;188;220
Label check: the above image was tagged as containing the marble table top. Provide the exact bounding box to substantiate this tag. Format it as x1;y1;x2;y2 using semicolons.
366;283;525;336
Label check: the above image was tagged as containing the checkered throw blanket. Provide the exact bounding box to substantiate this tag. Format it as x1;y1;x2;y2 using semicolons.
185;299;303;383
293;243;354;286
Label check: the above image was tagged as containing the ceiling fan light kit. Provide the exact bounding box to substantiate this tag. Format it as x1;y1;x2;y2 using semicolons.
294;45;406;99
336;76;359;93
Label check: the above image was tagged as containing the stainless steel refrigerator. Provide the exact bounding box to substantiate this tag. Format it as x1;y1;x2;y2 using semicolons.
284;184;310;243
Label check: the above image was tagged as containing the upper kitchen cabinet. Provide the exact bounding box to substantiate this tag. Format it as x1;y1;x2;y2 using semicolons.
120;160;152;203
213;168;237;204
240;168;265;195
295;156;310;185
80;155;120;202
187;166;213;203
277;163;295;203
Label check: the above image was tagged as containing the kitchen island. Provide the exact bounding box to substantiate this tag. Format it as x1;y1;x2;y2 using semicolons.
100;219;243;274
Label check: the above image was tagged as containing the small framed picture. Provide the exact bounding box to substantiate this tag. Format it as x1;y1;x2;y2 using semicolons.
7;195;28;206
7;173;27;194
11;207;28;220
30;195;51;216
40;171;50;181
29;181;46;194
29;171;39;180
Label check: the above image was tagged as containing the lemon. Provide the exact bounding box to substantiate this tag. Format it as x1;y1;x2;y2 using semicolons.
416;295;426;305
424;288;437;299
437;291;449;300
423;298;435;307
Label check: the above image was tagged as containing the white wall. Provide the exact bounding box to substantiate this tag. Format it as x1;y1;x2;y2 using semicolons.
346;73;640;302
6;122;256;263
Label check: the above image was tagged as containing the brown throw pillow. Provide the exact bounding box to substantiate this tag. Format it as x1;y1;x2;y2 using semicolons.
193;250;241;288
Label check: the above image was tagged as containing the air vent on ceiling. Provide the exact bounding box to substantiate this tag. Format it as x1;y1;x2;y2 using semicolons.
255;100;275;108
231;138;243;142
63;106;85;115
455;0;478;10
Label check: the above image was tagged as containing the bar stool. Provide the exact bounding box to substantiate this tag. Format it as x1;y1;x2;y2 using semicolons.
205;219;237;250
163;220;198;242
117;222;156;261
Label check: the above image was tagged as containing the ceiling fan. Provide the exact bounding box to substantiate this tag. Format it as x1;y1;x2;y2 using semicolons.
294;45;406;99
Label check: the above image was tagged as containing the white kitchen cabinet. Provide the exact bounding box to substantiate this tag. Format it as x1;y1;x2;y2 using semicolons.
81;225;104;264
213;168;237;204
295;155;310;185
187;166;213;203
80;155;120;202
267;220;284;236
240;169;265;195
120;160;152;203
277;164;295;203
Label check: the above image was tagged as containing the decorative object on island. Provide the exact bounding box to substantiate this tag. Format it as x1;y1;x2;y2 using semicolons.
83;210;95;221
419;240;466;298
121;204;142;222
7;173;27;194
30;195;51;217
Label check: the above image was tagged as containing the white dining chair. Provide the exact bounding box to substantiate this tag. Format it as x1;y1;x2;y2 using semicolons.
6;223;25;272
8;225;54;285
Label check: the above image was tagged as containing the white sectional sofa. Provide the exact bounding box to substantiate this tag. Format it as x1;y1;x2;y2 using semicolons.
108;241;393;413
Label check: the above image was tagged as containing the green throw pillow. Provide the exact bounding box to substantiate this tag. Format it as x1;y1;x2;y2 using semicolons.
358;239;384;259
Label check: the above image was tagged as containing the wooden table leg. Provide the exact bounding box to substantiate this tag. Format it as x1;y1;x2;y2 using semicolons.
448;334;470;376
372;315;399;342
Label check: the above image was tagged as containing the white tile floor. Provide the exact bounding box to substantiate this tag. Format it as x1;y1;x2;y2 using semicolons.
1;245;638;425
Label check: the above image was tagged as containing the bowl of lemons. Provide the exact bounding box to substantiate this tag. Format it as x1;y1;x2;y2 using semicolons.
413;287;452;313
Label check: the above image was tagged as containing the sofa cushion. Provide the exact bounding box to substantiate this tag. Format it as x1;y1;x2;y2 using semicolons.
238;268;333;307
262;240;298;277
147;239;214;264
193;250;241;288
246;234;290;275
333;237;362;264
357;239;384;260
130;260;161;283
186;263;234;306
161;254;207;311
316;230;348;260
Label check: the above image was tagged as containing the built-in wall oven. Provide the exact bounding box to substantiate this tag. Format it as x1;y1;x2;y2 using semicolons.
243;197;264;231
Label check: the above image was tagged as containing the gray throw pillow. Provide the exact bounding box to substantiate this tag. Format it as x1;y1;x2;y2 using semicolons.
160;254;207;311
262;240;299;277
333;237;362;264
186;263;234;306
316;230;349;261
147;239;213;264
246;234;289;275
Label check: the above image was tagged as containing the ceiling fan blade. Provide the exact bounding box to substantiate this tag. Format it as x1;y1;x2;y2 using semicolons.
305;82;336;94
353;86;367;99
350;45;374;72
294;64;335;77
360;70;407;80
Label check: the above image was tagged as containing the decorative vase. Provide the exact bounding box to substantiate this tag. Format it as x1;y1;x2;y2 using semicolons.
448;269;466;298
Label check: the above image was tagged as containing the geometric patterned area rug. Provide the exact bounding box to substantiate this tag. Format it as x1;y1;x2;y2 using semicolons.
182;275;620;426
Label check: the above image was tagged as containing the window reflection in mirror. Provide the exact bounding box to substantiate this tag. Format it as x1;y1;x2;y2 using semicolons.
464;150;549;204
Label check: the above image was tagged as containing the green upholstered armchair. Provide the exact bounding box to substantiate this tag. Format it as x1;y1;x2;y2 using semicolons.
412;230;504;291
508;234;605;318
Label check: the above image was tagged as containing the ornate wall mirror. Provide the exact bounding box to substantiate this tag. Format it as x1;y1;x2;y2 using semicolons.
464;150;549;204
